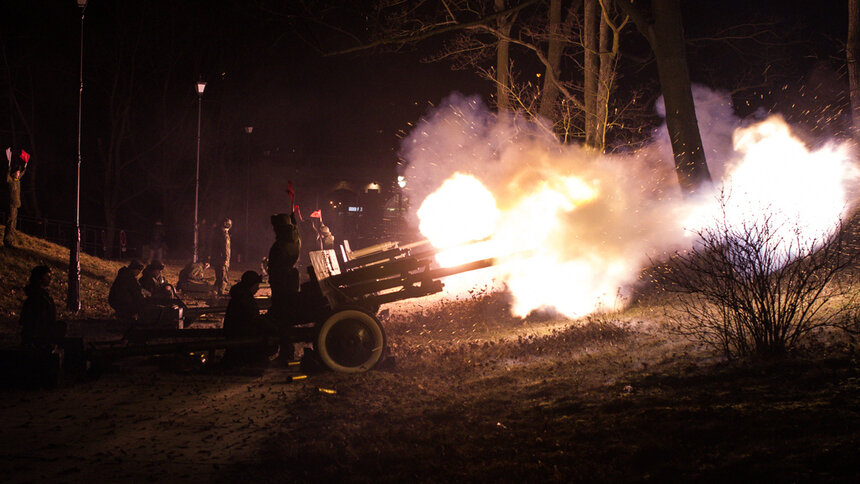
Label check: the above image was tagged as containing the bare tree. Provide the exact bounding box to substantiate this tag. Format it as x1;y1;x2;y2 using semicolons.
1;41;43;219
301;1;632;151
615;0;712;194
849;0;860;141
660;194;858;358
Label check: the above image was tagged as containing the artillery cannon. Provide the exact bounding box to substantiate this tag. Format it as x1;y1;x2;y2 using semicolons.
1;241;495;386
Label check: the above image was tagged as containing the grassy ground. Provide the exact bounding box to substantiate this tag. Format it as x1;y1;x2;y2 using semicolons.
0;228;858;482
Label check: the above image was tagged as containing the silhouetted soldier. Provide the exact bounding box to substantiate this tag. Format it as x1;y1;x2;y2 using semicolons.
268;212;301;325
20;265;66;346
212;218;232;295
221;270;275;367
108;259;146;325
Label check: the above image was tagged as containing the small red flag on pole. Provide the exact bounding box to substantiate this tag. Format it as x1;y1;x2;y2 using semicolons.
309;210;322;219
19;150;30;165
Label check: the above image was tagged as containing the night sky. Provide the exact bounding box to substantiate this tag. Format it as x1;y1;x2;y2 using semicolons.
0;0;851;258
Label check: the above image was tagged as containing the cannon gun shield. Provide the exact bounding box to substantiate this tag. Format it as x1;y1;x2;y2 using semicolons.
314;308;386;373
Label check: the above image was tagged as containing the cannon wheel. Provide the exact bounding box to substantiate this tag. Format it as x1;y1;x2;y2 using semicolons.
314;308;386;373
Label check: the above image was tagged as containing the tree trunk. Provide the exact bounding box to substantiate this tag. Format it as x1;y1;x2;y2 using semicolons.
539;0;564;121
583;0;600;149
494;0;512;111
594;0;616;152
617;0;711;194
849;0;860;141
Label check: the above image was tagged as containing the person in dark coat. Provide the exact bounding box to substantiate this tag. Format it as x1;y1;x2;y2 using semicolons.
221;270;274;366
140;260;178;301
212;218;232;295
3;157;24;248
267;212;301;325
108;259;146;325
20;265;66;346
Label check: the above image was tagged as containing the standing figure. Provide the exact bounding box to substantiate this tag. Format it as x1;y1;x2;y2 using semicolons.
3;152;25;248
20;265;66;346
268;212;301;324
317;223;335;250
108;259;146;325
212;218;232;295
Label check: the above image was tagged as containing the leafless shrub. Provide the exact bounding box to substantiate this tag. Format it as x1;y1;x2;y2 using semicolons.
659;199;859;359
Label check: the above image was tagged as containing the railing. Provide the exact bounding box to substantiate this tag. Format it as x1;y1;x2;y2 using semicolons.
2;211;142;259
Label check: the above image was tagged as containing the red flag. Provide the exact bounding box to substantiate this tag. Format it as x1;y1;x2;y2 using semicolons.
285;180;295;204
293;205;303;221
309;210;322;219
19;150;30;165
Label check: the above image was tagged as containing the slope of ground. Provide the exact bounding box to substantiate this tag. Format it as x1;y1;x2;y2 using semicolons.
0;228;123;342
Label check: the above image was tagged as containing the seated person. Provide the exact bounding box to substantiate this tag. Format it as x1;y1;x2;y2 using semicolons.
221;271;276;367
177;260;210;292
108;259;146;325
140;260;178;300
20;265;67;346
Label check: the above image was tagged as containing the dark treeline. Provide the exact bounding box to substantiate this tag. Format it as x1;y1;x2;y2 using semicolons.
1;1;851;260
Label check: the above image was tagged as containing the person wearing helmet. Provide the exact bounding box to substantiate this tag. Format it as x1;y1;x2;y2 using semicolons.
140;260;178;300
268;212;301;325
221;270;276;367
20;265;66;346
3;157;25;248
212;218;232;295
317;223;334;250
108;259;146;325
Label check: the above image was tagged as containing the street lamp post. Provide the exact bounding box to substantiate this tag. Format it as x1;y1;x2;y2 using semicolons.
68;0;87;312
244;126;253;263
192;80;206;263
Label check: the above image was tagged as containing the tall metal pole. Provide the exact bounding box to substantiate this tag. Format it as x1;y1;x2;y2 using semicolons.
193;91;202;263
68;1;86;312
244;126;253;264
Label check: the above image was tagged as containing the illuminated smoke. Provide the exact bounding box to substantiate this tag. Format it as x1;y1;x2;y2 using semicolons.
400;89;858;319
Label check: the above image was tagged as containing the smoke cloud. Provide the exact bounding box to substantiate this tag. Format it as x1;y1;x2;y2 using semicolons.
399;87;858;318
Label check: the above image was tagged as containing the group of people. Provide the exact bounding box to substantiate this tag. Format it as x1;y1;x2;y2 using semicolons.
107;259;185;325
220;210;305;366
17;204;330;371
147;217;231;296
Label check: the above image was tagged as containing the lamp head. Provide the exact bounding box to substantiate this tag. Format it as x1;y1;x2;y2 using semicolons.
196;80;207;95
